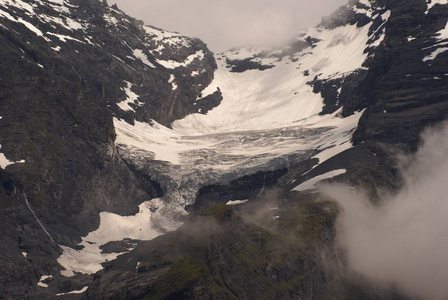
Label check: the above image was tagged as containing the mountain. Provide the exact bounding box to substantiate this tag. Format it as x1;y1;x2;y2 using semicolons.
0;0;447;299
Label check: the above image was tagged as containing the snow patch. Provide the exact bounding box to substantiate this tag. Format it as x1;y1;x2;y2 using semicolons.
0;145;25;169
18;17;43;36
168;74;177;91
0;153;15;169
57;199;179;277
0;0;34;14
156;50;204;70
103;13;120;26
436;20;448;40
48;0;64;5
114;118;184;164
37;13;83;32
308;109;363;168
423;47;448;61
426;0;448;13
293;169;347;192
368;11;391;47
143;25;190;49
358;0;371;7
46;32;84;43
225;48;262;60
37;275;52;288
0;6;50;39
133;49;155;68
226;200;249;206
56;286;88;296
117;81;141;112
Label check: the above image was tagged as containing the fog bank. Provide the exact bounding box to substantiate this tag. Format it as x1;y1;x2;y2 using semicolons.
111;0;347;52
325;122;448;300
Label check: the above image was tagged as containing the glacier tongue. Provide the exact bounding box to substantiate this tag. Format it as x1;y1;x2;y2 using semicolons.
114;109;363;213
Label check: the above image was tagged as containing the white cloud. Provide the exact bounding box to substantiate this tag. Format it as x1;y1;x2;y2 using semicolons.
323;122;448;300
111;0;348;51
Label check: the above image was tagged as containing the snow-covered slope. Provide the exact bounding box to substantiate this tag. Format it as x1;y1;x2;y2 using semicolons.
172;15;389;134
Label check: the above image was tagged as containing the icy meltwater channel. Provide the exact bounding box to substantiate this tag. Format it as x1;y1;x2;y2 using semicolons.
58;18;378;276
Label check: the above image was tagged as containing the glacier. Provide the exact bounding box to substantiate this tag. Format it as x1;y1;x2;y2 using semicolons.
58;0;389;276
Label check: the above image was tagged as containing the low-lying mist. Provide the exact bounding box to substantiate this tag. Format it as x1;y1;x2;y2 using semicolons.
324;122;448;300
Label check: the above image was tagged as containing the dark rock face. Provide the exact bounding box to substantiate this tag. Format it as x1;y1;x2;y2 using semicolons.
352;0;448;148
225;56;276;72
287;0;448;197
192;169;288;210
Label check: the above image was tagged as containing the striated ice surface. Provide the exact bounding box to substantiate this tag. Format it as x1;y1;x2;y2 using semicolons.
114;109;363;213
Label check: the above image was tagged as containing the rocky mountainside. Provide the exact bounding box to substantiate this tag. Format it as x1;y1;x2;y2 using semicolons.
1;0;448;299
0;0;219;297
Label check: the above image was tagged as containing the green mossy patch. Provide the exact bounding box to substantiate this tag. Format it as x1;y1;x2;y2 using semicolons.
298;201;337;244
142;257;204;300
109;201;339;299
196;203;233;220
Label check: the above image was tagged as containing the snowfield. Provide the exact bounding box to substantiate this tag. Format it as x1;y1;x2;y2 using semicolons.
58;198;180;277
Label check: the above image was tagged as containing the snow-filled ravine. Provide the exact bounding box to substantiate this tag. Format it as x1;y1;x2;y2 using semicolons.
58;2;389;277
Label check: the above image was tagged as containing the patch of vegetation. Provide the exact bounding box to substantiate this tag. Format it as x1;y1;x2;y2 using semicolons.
228;227;271;273
298;201;337;244
196;203;233;223
142;257;204;300
260;269;316;300
137;200;338;299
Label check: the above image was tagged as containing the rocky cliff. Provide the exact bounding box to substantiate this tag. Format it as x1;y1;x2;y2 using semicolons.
0;0;219;297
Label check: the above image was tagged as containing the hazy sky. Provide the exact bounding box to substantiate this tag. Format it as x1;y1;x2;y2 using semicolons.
111;0;348;52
